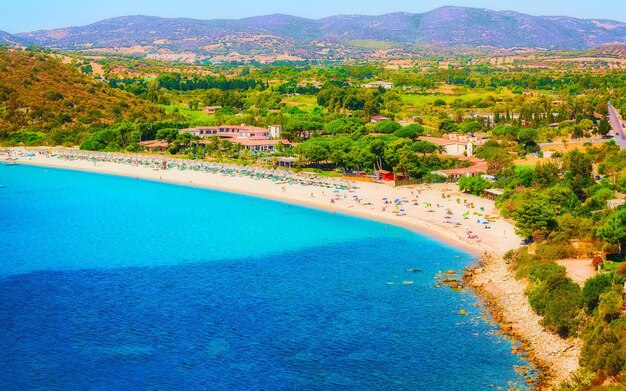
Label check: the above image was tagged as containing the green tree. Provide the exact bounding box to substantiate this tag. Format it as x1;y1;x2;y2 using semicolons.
513;194;558;239
295;137;330;165
582;273;613;313
458;176;490;195
563;150;593;198
598;290;622;323
534;161;560;188
597;209;626;253
438;118;459;134
374;120;401;134
597;117;611;137
394;124;424;139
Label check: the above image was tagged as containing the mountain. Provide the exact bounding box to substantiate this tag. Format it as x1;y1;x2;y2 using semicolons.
14;6;626;59
0;30;29;46
0;49;162;133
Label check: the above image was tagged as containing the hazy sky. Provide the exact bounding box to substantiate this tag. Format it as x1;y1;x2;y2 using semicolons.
2;0;625;33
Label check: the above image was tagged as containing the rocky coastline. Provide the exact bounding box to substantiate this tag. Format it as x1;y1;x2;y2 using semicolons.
464;254;582;390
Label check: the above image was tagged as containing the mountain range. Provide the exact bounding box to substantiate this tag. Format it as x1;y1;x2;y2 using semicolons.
7;6;626;60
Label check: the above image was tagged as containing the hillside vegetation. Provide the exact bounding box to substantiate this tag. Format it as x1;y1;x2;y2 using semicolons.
0;49;164;145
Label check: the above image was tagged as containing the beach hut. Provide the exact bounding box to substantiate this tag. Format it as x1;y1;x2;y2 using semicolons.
483;189;504;201
377;170;395;181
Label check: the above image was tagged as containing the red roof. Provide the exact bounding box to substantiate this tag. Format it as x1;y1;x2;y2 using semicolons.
417;136;458;146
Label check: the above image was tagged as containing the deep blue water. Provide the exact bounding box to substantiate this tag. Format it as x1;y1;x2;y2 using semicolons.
0;164;533;390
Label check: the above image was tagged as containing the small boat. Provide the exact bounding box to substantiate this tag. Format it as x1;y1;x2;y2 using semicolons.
402;281;414;285
407;269;421;273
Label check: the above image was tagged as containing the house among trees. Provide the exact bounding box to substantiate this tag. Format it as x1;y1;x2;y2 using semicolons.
203;106;222;114
607;199;626;209
433;157;489;179
418;136;476;157
361;81;394;89
370;115;391;123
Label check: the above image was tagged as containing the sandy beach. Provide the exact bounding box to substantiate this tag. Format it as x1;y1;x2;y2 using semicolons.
5;147;519;257
3;147;580;388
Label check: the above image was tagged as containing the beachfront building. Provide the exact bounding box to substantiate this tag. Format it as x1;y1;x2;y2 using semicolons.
433;157;489;180
234;139;291;153
180;125;271;139
483;189;504;201
417;134;486;157
418;136;471;157
376;170;396;181
269;125;282;139
180;125;291;153
138;140;169;152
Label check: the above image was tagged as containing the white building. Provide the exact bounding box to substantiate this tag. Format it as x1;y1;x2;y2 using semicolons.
418;136;475;157
269;125;282;139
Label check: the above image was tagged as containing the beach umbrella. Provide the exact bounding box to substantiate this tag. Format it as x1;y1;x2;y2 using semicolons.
400;209;405;212
382;197;388;200
445;216;451;219
482;221;490;225
333;189;340;193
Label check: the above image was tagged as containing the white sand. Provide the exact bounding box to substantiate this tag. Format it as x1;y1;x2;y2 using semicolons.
7;147;521;257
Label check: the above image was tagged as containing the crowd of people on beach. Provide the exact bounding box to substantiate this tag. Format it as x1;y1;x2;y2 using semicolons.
3;148;357;191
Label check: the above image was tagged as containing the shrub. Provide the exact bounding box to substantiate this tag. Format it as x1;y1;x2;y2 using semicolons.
582;273;613;313
598;290;622;323
580;324;625;375
534;241;577;262
527;264;582;337
529;263;567;282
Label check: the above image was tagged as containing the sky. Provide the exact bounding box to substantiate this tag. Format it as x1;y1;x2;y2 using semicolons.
1;0;625;33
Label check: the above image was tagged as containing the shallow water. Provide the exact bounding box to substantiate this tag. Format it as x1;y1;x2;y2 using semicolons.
0;164;534;390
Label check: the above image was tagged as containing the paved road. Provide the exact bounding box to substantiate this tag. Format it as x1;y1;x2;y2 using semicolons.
608;102;626;149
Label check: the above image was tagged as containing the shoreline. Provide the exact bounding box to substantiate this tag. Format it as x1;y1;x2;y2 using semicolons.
466;255;582;389
4;148;580;388
6;148;518;257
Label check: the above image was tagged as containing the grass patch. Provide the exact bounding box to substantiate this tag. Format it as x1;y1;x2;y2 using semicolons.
160;104;213;125
282;94;318;108
348;40;398;50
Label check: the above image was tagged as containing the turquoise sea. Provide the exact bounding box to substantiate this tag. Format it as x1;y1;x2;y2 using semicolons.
0;164;535;390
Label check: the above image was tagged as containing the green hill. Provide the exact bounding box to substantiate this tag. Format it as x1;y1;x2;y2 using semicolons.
0;48;163;145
